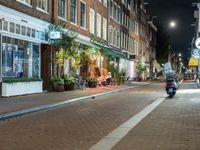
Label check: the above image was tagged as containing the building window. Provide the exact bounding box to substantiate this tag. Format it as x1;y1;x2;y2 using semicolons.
114;3;117;20
16;24;20;34
80;1;86;28
3;21;8;31
0;19;2;30
10;22;15;33
27;27;31;37
71;0;77;24
103;0;107;7
37;0;48;12
32;29;35;38
17;0;31;5
109;26;113;44
110;0;113;18
103;18;107;40
90;9;95;34
96;13;101;37
21;26;26;36
2;36;40;78
117;7;120;22
58;0;67;19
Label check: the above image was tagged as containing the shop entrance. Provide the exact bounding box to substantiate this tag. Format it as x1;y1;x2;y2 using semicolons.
41;44;51;91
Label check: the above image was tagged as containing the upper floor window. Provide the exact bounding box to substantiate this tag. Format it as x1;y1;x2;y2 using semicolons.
80;1;86;28
71;0;77;24
37;0;48;12
103;0;107;7
58;0;67;19
17;0;31;5
90;9;95;34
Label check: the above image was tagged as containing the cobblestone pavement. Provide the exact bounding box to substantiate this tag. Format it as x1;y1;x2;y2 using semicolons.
112;81;200;150
0;83;162;150
0;84;145;115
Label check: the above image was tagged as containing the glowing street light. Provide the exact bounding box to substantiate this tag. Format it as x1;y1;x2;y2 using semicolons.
169;21;176;28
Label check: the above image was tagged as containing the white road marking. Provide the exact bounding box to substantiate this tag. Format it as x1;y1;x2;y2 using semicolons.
88;97;165;150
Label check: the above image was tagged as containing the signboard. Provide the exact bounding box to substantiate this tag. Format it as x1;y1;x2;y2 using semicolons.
191;48;200;58
188;58;198;67
195;38;200;49
50;31;62;39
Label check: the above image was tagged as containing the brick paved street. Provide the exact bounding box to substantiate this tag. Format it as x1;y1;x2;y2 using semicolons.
0;83;161;150
0;81;199;150
112;82;200;150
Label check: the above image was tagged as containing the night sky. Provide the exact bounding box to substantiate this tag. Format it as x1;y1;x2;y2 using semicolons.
147;0;196;58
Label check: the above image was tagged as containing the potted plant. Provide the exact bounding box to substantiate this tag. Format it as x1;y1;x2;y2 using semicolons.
88;77;98;88
63;75;76;90
50;76;64;92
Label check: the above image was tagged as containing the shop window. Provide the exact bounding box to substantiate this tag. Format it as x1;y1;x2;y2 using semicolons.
35;30;40;39
3;21;8;31
10;22;15;33
39;31;45;40
27;28;31;37
2;36;40;78
16;24;20;34
21;26;26;36
32;45;40;77
32;29;35;38
0;19;2;30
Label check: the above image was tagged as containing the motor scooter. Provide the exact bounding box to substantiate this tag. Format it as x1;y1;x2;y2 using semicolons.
165;74;177;98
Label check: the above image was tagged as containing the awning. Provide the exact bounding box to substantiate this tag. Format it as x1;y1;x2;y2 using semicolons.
188;58;198;67
76;37;100;49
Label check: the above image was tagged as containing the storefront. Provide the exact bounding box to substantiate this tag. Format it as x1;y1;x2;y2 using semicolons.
0;5;49;96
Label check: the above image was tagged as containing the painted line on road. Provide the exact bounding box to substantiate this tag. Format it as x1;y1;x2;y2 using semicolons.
0;83;151;121
88;97;165;150
178;79;184;85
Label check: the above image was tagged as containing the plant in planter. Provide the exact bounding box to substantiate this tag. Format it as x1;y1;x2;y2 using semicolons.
136;64;146;82
63;75;76;90
88;77;98;88
50;76;64;92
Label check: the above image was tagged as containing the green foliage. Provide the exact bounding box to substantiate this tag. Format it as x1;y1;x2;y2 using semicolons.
3;77;41;83
136;64;145;77
108;64;126;84
50;76;64;85
63;75;76;84
88;77;98;82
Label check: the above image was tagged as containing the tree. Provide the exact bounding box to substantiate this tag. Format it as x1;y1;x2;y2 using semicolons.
48;23;77;78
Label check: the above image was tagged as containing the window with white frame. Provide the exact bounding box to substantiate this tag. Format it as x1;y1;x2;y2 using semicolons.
114;3;117;20
58;0;67;19
103;0;107;7
71;0;77;24
110;0;113;18
80;1;86;28
109;26;113;44
117;30;120;48
113;28;117;46
117;6;120;22
103;18;107;40
90;9;95;34
17;0;31;5
37;0;48;12
96;13;101;37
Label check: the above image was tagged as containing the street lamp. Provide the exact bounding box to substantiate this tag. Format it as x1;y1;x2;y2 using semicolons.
169;21;176;28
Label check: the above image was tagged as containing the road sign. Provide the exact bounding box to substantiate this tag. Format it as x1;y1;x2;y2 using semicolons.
195;38;200;49
192;48;200;58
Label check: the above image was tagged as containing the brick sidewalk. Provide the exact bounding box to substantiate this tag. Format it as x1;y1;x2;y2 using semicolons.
0;82;150;115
